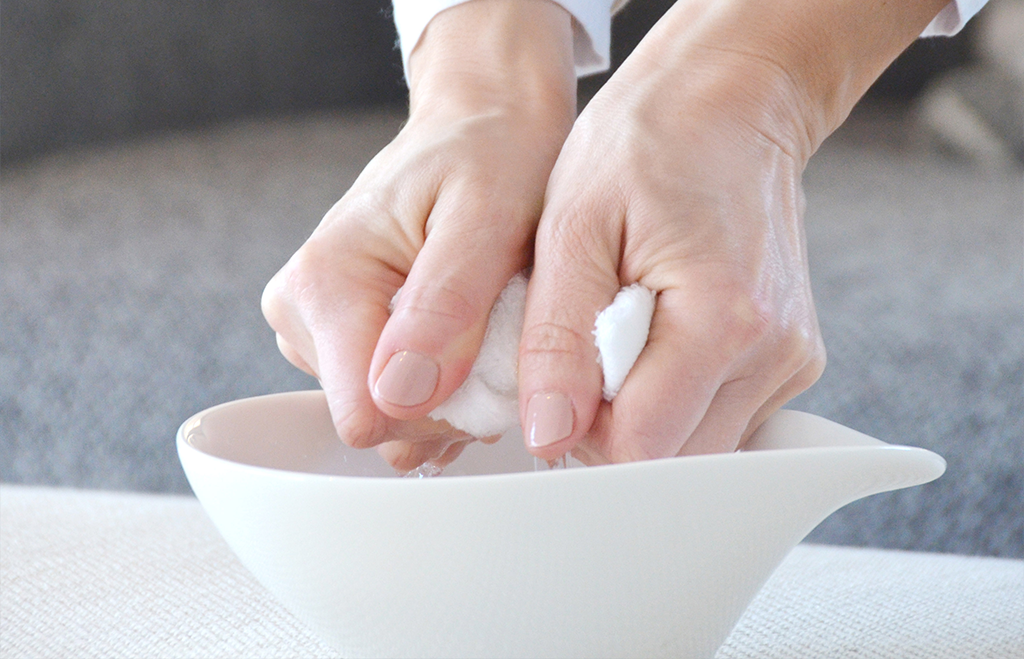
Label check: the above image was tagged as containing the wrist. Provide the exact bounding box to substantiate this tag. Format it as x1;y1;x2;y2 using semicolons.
620;0;949;163
407;0;577;126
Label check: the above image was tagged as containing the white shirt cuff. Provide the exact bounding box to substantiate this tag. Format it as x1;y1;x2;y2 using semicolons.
922;0;989;36
392;0;989;85
391;0;617;80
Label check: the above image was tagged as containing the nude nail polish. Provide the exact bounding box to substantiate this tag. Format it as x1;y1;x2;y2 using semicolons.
374;350;439;407
526;392;574;448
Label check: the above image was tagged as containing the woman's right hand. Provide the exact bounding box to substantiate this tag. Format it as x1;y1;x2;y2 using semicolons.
517;0;948;464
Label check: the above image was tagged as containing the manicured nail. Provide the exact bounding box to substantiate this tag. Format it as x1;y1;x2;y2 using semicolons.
374;350;439;407
526;392;574;448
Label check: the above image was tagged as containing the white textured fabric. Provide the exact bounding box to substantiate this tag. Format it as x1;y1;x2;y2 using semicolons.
2;485;1021;658
0;485;338;659
719;544;1024;658
392;0;615;78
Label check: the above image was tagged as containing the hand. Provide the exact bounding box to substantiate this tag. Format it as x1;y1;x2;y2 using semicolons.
518;0;946;462
261;0;575;466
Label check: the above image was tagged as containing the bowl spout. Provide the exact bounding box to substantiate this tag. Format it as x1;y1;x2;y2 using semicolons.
745;409;947;507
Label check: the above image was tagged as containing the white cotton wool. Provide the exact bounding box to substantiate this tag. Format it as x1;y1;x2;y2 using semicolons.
426;273;527;438
392;273;655;438
593;283;657;400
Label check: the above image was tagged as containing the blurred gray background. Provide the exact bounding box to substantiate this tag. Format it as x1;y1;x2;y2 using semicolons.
2;0;1021;558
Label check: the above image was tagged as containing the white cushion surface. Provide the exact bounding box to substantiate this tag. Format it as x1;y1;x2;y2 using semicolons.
2;484;1021;658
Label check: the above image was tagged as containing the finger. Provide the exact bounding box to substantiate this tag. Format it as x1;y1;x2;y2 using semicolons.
377;432;472;472
478;433;502;445
583;284;825;460
274;333;318;378
678;350;826;456
385;415;465;442
579;287;725;462
674;380;770;456
262;274;321;376
735;349;826;449
518;196;624;461
374;416;463;471
369;189;532;420
681;305;826;454
266;238;402;448
311;275;395;448
378;437;452;472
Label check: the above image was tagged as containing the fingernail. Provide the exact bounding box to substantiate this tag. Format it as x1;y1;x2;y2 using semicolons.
526;392;574;448
374;350;439;407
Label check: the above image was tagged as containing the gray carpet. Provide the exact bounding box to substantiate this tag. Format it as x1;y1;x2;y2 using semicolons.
793;110;1024;556
1;105;1021;558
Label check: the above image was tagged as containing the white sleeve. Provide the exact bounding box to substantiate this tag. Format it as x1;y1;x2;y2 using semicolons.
921;0;990;36
391;0;988;83
391;0;618;79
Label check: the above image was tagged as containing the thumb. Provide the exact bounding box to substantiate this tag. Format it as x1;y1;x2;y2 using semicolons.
368;202;530;422
518;201;623;460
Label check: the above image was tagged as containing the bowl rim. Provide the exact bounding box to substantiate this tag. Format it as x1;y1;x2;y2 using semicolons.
177;391;946;485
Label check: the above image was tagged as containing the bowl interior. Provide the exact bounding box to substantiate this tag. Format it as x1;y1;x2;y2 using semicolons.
181;390;539;477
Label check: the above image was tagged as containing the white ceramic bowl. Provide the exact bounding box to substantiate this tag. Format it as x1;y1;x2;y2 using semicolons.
178;390;945;659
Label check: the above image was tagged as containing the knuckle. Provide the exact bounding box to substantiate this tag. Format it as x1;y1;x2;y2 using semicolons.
376;440;421;471
781;315;826;373
272;240;379;321
545;201;621;269
260;276;286;328
391;283;478;333
610;396;694;462
764;315;826;395
711;271;823;353
261;269;307;336
711;287;776;358
519;321;594;364
285;243;333;293
266;244;331;316
712;276;826;391
330;399;384;449
793;333;827;390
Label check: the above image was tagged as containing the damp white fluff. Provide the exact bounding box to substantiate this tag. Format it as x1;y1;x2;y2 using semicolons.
426;273;526;438
393;273;655;438
593;283;657;401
